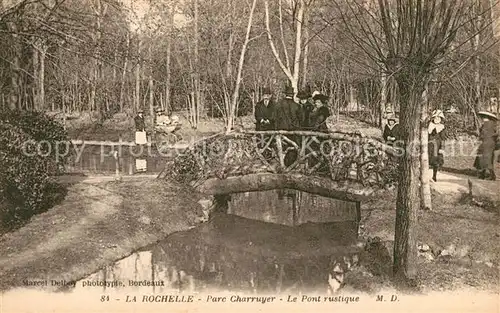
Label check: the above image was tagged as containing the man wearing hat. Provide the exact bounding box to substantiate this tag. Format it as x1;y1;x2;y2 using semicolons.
297;90;313;129
274;86;303;131
428;109;447;182
134;109;147;145
254;87;275;131
474;111;498;180
274;86;303;168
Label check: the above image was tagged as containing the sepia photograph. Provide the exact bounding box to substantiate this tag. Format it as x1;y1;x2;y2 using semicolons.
0;0;498;312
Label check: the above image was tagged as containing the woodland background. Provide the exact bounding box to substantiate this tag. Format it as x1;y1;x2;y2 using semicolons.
1;0;500;132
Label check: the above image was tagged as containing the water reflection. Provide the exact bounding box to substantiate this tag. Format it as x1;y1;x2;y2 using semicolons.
229;190;359;226
74;211;363;295
66;144;172;174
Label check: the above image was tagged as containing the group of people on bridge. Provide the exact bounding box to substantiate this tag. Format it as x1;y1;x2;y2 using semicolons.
254;86;331;133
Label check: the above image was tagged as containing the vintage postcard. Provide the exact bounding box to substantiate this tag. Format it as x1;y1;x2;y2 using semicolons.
0;0;498;312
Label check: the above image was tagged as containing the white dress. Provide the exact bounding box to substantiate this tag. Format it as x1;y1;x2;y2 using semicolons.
135;158;147;172
135;131;147;145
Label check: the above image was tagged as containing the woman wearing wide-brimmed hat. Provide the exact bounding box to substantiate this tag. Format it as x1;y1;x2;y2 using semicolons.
309;93;331;133
383;115;401;143
473;111;498;180
428;109;447;182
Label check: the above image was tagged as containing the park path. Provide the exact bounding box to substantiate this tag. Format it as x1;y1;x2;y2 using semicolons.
430;171;499;202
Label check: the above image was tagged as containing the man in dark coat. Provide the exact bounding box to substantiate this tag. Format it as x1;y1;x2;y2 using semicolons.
274;86;303;167
474;111;498;180
297;90;313;130
274;86;303;131
254;87;275;131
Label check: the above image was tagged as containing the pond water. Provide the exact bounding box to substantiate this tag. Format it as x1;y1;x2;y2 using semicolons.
66;190;376;295
65;144;178;174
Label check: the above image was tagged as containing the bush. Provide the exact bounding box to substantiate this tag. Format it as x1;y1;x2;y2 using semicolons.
442;113;477;140
0;110;69;231
0;109;72;175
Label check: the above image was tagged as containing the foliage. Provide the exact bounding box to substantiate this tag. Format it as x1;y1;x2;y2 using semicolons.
442;113;478;140
0;109;72;174
0;111;68;231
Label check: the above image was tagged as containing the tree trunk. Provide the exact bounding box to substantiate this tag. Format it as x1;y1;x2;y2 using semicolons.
194;0;201;122
7;21;20;110
165;8;174;113
39;43;46;110
32;40;39;110
301;8;309;89
119;31;130;112
226;0;258;133
420;81;432;210
393;77;424;283
148;43;155;126
135;37;142;112
291;0;305;96
380;72;387;129
473;0;482;114
135;61;141;111
264;0;303;96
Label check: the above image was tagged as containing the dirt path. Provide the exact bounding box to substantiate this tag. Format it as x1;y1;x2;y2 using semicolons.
0;178;206;292
430;172;499;202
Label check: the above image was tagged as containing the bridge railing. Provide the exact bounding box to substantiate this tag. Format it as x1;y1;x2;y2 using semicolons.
164;130;400;189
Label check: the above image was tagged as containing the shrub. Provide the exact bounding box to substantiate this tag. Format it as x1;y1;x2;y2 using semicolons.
442;113;477;140
0;109;72;175
0;111;69;231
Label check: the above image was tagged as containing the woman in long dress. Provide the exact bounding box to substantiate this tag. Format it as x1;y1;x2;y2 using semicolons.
473;111;498;180
134;110;147;145
428;110;446;182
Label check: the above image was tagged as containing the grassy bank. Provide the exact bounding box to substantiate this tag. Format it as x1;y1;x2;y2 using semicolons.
360;189;499;293
0;177;206;292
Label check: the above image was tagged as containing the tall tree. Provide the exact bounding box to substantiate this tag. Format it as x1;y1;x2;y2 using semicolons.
336;0;470;284
264;0;307;95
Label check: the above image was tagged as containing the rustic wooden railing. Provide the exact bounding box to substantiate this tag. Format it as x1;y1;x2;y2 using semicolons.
160;130;400;196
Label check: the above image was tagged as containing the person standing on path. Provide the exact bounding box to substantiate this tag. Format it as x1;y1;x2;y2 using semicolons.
474;111;498;180
428;109;446;182
134;110;147;145
133;109;148;173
